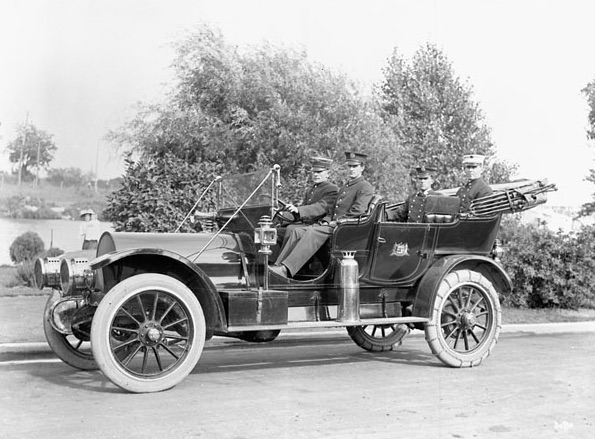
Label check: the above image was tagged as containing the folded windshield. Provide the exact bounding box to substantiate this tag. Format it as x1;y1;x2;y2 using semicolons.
219;169;275;209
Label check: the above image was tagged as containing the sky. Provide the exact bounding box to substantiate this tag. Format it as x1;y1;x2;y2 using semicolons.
1;0;594;208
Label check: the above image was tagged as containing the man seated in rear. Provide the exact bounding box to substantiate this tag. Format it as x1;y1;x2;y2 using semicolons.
457;153;493;212
387;164;439;223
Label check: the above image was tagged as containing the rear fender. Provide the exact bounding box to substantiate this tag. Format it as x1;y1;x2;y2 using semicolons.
412;255;512;319
91;249;226;337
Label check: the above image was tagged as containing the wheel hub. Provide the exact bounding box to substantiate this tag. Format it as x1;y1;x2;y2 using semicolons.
460;312;476;330
139;322;164;346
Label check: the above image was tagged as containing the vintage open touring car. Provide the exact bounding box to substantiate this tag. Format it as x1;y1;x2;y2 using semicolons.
35;165;556;393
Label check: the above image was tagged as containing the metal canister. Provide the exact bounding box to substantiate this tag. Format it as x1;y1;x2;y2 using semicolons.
338;251;360;322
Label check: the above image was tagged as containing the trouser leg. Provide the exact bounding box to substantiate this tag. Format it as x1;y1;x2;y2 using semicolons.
277;225;334;276
275;225;309;266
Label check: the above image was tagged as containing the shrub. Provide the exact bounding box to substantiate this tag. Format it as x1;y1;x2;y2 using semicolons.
14;260;36;287
9;232;45;263
499;218;595;310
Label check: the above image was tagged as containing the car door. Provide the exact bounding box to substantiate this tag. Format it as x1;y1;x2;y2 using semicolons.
368;221;434;284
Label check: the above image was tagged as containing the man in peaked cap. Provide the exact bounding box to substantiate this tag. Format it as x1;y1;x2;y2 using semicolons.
272;156;339;257
456;154;493;213
271;151;374;278
282;156;338;226
387;164;440;222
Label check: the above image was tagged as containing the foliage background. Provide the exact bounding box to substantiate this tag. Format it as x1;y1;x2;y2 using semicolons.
498;218;595;309
105;25;516;231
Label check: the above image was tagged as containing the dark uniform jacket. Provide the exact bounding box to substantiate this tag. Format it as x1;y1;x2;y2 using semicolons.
324;176;374;222
387;190;440;223
275;175;374;276
296;181;339;224
456;178;493;213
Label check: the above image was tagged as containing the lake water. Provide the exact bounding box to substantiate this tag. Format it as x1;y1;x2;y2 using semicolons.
0;218;114;266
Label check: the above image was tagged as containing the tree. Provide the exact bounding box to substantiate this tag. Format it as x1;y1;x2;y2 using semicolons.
106;24;409;228
103;154;224;232
378;43;516;191
579;80;595;217
5;122;57;181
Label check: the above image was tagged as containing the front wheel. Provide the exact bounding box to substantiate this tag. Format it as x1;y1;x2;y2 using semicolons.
425;269;501;367
91;274;206;393
43;290;97;370
347;324;410;352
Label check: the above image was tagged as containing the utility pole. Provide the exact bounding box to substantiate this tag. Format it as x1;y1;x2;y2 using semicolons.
35;137;41;186
18;112;29;187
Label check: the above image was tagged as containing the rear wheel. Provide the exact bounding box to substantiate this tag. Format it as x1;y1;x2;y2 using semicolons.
425;269;501;367
91;274;206;393
43;290;97;370
347;324;410;352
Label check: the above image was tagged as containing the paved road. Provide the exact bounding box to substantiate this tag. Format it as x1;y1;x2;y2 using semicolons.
1;327;594;439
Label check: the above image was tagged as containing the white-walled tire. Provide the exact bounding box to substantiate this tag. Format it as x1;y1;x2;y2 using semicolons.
425;269;501;368
43;290;97;370
347;324;410;352
91;274;206;393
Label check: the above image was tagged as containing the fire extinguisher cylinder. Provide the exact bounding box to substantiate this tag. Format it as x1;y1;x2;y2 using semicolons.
338;251;360;322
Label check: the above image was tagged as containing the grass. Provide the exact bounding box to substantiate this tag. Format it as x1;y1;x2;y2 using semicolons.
2;265;595;324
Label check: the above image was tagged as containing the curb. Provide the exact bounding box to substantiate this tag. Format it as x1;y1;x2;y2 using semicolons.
2;321;595;356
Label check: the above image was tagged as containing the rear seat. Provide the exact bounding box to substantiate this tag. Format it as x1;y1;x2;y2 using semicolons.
422;195;460;223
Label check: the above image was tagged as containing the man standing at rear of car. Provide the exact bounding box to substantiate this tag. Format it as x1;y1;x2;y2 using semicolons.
457;154;493;213
270;151;374;278
387;164;439;222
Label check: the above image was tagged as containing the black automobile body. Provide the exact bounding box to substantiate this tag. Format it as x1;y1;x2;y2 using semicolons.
36;166;556;393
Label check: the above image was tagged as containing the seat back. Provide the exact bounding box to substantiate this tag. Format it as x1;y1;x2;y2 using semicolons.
365;194;383;216
337;194;383;225
422;195;460;223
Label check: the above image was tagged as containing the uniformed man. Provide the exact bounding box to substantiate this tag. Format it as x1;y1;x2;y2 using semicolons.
272;157;339;259
456;154;493;212
282;156;339;227
271;151;374;278
387;165;439;222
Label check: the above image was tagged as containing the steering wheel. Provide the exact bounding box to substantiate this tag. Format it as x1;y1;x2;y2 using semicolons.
272;199;297;227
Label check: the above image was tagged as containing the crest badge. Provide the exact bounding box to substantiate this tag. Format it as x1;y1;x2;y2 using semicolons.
390;242;409;257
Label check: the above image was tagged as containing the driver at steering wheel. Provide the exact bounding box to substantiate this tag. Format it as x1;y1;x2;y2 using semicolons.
271;152;373;278
273;157;338;256
284;156;338;223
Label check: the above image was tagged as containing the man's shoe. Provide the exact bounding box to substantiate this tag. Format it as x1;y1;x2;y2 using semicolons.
269;264;290;278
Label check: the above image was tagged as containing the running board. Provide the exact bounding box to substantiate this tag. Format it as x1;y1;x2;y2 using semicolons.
227;316;430;332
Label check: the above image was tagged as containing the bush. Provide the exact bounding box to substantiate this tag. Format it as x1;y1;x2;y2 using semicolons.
9;232;45;263
499;218;595;310
14;260;36;287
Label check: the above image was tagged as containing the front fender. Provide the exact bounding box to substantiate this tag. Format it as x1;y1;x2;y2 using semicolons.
412;254;512;319
91;249;227;336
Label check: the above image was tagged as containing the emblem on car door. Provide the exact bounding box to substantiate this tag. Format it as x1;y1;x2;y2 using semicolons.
390;242;409;257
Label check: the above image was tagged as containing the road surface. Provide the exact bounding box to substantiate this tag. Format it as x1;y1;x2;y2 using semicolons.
1;328;594;439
